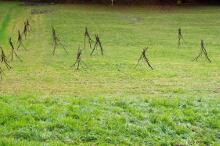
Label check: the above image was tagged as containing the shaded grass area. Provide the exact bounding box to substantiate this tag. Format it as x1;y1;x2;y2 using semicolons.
0;2;219;145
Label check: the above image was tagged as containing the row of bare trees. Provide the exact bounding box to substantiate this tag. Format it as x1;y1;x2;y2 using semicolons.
51;26;104;70
51;26;211;71
0;20;31;79
0;20;212;78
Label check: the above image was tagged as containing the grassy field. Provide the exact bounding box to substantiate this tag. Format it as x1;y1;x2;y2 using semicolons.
0;2;219;145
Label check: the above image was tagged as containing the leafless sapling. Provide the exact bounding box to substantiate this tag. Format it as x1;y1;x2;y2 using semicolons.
23;23;28;39
17;30;27;51
25;19;31;32
193;40;211;63
90;34;103;56
71;47;82;70
9;37;22;62
51;26;68;55
135;47;153;70
23;19;31;38
84;27;92;49
0;66;4;80
0;47;11;70
178;28;184;48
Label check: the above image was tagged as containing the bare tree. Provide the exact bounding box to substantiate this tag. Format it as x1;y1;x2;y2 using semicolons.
9;37;22;62
25;19;31;31
23;19;31;39
0;47;11;70
71;47;87;70
90;34;103;56
0;66;4;80
51;26;68;55
193;40;211;63
23;22;28;39
135;47;153;70
17;30;27;50
178;28;184;48
71;47;82;70
84;27;92;49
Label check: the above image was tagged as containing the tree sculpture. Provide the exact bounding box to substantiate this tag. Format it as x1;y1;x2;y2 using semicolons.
135;47;153;70
25;19;31;31
178;28;184;48
71;47;82;70
9;37;22;62
17;30;26;50
0;66;4;80
0;47;11;70
84;27;92;49
23;22;28;38
51;26;68;55
90;34;103;56
23;19;31;39
193;40;211;63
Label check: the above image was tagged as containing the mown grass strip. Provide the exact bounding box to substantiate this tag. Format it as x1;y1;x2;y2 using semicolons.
0;8;12;45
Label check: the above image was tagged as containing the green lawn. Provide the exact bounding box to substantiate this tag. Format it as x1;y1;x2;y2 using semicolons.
0;2;219;145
